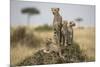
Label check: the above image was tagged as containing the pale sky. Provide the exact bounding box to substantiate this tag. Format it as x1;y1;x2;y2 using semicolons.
11;0;95;27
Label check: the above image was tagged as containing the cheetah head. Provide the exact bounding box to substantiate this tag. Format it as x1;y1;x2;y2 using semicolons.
62;20;68;27
69;21;76;27
51;8;59;15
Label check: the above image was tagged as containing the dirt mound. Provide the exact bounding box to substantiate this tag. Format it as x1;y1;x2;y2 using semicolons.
17;42;87;66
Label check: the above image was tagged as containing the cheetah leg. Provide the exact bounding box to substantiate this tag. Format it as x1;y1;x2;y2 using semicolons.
57;45;65;60
65;38;68;46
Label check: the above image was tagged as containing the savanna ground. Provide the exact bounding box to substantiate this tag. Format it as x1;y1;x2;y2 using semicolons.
10;25;95;66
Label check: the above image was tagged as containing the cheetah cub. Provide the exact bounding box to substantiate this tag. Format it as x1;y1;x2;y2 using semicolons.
61;20;69;46
67;21;76;45
61;20;76;46
43;37;59;53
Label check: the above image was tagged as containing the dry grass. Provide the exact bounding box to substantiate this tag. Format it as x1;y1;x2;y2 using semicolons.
10;27;95;65
74;27;95;61
11;45;34;65
10;44;42;65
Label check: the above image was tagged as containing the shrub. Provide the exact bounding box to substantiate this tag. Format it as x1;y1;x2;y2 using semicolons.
22;32;42;48
10;26;42;48
34;24;53;31
10;26;26;47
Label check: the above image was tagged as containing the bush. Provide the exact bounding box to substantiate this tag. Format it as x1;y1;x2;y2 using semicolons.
10;26;26;47
10;26;42;48
11;27;26;42
22;32;42;48
34;24;53;31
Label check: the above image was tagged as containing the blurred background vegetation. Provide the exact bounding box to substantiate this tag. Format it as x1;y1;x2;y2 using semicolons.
34;24;53;32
